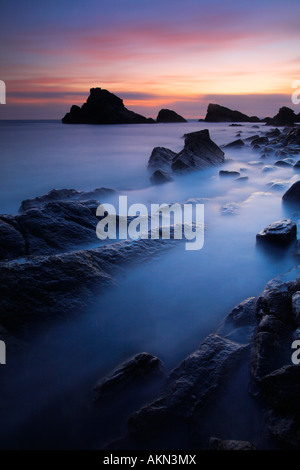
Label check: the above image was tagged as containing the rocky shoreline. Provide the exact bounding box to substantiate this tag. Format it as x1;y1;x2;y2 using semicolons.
1;122;300;450
99;271;300;450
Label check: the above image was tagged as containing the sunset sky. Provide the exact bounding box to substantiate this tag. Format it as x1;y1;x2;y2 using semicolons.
1;0;300;119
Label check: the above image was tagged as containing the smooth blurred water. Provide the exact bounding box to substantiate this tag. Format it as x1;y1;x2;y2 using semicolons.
1;120;300;448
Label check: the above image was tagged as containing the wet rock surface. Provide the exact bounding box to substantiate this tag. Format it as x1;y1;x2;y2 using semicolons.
148;130;225;183
0;236;178;333
223;139;245;149
256;220;297;246
93;353;163;402
150;169;173;184
107;335;249;449
283;181;300;205
20;187;116;212
171;130;225;172
219;170;240;177
104;272;300;450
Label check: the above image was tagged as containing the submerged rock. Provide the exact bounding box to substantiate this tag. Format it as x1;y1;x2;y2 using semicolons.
62;87;153;124
219;170;240;177
282;181;300;205
266;128;281;138
0;237;178;332
244;134;260;142
220;203;240;216
293;161;300;169
20;187;116;212
251;137;269;146
256;220;297;246
93;353;163;402
156;109;187;123
275;160;293;167
150;169;173;185
223;139;245;149
262;166;276;173
235;176;249;182
171;129;224;172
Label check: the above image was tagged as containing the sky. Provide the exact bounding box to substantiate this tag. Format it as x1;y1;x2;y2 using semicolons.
0;0;300;119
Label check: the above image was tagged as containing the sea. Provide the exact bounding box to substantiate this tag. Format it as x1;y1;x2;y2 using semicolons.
0;119;299;448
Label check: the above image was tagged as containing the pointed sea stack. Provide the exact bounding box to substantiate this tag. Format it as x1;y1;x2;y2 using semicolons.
62;88;154;124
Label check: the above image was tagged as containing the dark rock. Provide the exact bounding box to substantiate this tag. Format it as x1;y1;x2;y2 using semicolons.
256;220;297;246
244;134;260;142
171;130;224;172
218;297;258;344
251;137;268;146
293;160;300;169
205;104;260;123
285;127;300;146
147;147;176;173
0;237;178;332
262;165;276;172
221;297;258;332
266;411;300;448
223;139;244;149
292;292;300;325
275;149;288;158
260;365;300;413
150;169;173;185
249;276;300;385
62;87;153;124
93;353;163;402
14;200;101;257
207;437;256;450
0;218;26;261
235;176;249;182
127;335;248;439
283;181;300;205
219;170;240;177
156;109;187;123
266;107;297;127
20;187;116;212
275;160;293;167
266;128;281;138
